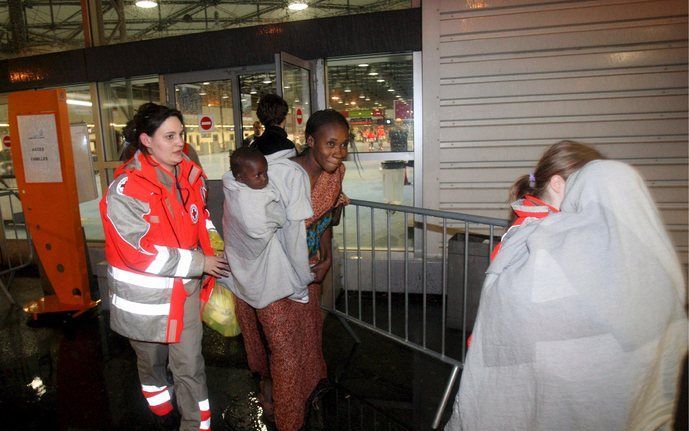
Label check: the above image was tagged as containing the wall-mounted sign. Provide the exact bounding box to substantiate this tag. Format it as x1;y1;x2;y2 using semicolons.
2;135;10;148
17;113;63;183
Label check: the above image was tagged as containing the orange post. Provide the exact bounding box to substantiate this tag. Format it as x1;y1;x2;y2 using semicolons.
8;89;98;315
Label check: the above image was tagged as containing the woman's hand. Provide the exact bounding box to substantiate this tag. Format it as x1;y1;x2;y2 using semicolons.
310;257;332;283
203;255;231;278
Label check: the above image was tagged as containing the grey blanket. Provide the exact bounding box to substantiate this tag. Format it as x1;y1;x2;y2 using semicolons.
447;160;687;431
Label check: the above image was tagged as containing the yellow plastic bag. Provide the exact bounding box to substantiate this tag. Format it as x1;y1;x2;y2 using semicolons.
202;282;241;337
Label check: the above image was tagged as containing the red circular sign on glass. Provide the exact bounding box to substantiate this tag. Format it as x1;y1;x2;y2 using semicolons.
2;135;10;148
296;108;303;125
199;115;213;132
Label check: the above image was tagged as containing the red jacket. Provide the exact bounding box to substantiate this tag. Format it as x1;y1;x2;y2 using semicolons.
490;195;558;261
100;151;215;343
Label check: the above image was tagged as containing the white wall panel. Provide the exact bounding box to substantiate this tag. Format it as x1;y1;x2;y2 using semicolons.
422;0;688;262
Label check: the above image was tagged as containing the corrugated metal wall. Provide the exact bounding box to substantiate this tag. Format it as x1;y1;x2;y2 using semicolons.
422;0;688;263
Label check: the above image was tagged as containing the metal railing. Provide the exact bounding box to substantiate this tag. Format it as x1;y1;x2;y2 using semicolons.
326;199;508;429
0;188;34;308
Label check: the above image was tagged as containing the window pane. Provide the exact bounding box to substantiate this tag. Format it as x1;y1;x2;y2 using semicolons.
176;79;236;179
327;54;414;153
239;72;276;144
98;76;160;162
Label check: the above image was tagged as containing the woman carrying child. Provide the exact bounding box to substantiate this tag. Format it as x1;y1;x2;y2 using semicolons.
230;107;349;431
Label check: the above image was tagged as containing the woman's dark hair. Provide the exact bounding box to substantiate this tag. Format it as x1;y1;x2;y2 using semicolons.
122;103;184;156
256;94;288;127
304;109;350;140
509;140;604;206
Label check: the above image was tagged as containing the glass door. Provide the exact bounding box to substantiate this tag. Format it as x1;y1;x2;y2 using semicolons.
276;52;314;150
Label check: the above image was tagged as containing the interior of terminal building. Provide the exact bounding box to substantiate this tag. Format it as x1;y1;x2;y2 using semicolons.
0;1;686;430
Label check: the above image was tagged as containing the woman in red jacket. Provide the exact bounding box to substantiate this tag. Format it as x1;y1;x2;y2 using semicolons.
100;103;229;430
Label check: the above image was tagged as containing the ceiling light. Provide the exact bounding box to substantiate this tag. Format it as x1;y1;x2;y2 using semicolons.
202;82;210;85
365;98;370;101
199;91;207;95
359;95;365;99
175;88;179;92
377;79;385;83
135;0;158;8
284;85;291;89
66;99;92;107
344;87;351;93
331;96;340;100
357;63;369;67
287;0;308;11
250;89;257;95
222;95;229;99
350;101;357;106
387;88;395;92
368;71;378;76
263;77;272;84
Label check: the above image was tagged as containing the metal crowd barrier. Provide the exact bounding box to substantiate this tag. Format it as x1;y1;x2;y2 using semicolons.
0;187;34;308
326;199;508;429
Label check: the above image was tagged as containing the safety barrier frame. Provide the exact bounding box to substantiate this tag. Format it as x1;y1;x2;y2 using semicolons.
326;199;508;429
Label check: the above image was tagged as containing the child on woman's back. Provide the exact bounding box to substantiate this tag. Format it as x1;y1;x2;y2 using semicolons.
222;147;308;308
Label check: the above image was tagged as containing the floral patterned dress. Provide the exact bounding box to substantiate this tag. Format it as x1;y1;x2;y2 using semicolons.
234;164;346;431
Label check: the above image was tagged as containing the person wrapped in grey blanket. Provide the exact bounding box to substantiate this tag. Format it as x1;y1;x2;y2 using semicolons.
447;159;687;431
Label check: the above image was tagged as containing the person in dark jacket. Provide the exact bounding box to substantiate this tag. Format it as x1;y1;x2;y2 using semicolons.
251;94;295;156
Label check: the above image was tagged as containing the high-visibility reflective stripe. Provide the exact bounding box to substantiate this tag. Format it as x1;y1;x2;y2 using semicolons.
111;266;171;290
198;399;210;411
146;390;171;406
200;418;211;430
146;245;170;274
174;249;192;277
112;294;170;316
205;219;215;230
142;384;167;392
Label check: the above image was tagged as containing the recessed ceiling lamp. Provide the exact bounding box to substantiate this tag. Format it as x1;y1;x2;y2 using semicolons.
287;0;308;11
376;79;385;83
368;71;378;76
387;88;395;92
135;0;158;8
202;82;210;85
357;63;369;67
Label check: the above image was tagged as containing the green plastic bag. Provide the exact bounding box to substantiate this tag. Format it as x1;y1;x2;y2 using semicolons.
202;282;242;337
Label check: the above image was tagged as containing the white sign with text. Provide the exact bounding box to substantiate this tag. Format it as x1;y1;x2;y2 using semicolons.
17;113;63;183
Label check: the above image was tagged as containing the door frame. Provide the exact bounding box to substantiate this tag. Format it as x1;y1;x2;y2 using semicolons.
163;64;274;150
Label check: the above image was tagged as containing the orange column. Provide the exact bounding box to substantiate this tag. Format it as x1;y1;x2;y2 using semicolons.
8;88;98;315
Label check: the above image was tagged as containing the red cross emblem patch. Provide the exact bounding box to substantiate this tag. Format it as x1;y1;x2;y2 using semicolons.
190;204;199;224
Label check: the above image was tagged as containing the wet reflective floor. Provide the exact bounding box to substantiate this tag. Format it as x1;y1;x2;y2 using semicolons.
2;272;684;431
0;273;427;431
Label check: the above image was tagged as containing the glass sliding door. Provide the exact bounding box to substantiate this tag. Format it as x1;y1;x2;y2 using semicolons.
174;79;235;179
276;52;314;150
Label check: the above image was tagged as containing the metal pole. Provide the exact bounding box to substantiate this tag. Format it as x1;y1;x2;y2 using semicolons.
386;209;392;333
371;207;376;327
431;364;460;429
461;222;469;360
